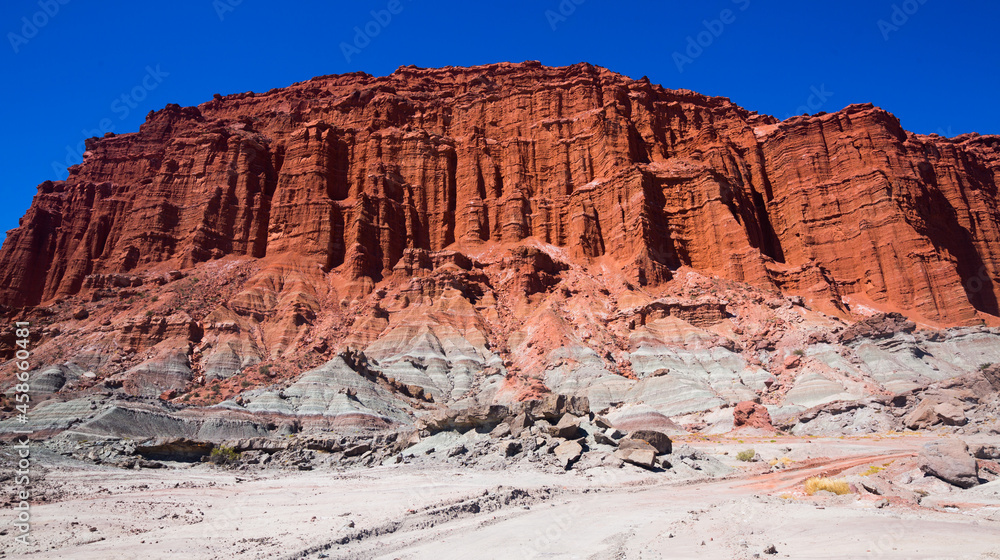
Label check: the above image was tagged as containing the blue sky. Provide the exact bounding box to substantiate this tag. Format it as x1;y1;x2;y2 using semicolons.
2;0;998;239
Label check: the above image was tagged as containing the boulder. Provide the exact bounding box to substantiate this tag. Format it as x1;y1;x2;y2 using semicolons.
417;405;510;434
522;394;590;421
614;439;658;469
553;440;583;468
522;394;567;420
904;398;938;429
501;440;523;457
919;439;980;488
593;415;614;429
733;401;773;430
299;436;344;453
904;398;967;429
507;413;533;437
973;444;1000;460
627;429;672;455
489;422;512;438
549;414;581;440
594;430;618;446
933;402;967;426
343;443;371;458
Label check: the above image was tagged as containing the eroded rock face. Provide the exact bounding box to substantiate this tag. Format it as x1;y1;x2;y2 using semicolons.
1;63;998;325
733;401;773;430
2;63;1000;442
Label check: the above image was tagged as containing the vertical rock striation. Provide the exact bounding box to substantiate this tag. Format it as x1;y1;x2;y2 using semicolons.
0;62;997;328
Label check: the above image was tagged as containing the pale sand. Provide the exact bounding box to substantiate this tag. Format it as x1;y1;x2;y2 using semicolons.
5;436;1000;559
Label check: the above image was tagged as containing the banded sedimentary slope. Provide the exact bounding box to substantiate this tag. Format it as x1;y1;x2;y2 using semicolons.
1;62;999;437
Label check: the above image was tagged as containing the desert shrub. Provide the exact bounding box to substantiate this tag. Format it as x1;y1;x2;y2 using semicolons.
792;348;806;357
804;477;851;495
259;365;271;376
769;457;793;467
208;445;240;465
862;465;884;476
980;363;994;371
736;449;755;461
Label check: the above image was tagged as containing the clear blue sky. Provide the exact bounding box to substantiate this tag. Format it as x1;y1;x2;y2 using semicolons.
2;0;998;240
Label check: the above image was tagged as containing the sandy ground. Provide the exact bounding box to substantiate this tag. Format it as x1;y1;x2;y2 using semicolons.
4;435;1000;560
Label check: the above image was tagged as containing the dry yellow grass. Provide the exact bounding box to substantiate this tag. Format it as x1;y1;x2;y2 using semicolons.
804;477;851;496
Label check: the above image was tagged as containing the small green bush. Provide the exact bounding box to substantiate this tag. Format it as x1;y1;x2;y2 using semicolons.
862;465;884;476
736;449;755;462
792;348;806;357
979;363;994;371
208;445;240;465
259;365;271;377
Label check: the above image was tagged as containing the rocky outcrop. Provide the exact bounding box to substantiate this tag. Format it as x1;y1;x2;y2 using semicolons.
0;63;997;327
918;439;981;488
838;313;916;344
733;401;773;430
2;63;1000;445
982;363;1000;390
904;397;968;429
135;438;215;462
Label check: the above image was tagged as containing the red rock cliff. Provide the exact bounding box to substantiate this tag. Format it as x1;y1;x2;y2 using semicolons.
1;62;998;325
